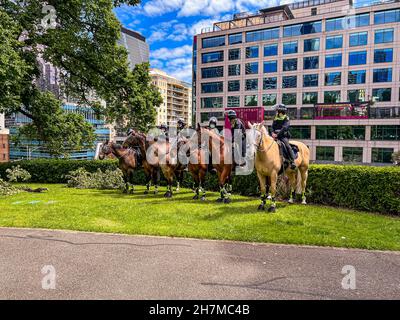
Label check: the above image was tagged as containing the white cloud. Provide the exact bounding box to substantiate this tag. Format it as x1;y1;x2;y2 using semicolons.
178;0;235;17
148;30;169;44
143;0;184;16
151;45;192;60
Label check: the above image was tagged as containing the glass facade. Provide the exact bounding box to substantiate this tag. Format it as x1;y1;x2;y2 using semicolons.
304;56;319;69
326;35;343;49
375;28;394;43
246;46;259;58
282;76;297;88
228;80;240;91
228;48;240;60
264;44;278;56
373;68;392;83
245;62;259;74
372;148;394;163
303;74;319;87
325;72;341;86
374;9;400;24
202;36;225;48
348;89;366;102
282;93;297;105
201;82;223;93
201;97;223;108
283;21;322;37
202;51;224;63
325;54;342;68
263;77;277;90
374;48;393;63
245;79;258;91
283;41;298;54
291;126;311;139
228;33;242;45
283;58;298;71
245;95;258;106
348;51;367;65
342;147;363;162
316;146;334;161
246;28;280;42
372;88;392;101
371;125;400;141
303;92;318;104
263;61;277;73
304;38;320;52
201;66;223;78
228;64;240;76
349;31;368;46
316;126;365;140
348;70;366;84
263;94;277;106
324;91;341;103
227;96;240;108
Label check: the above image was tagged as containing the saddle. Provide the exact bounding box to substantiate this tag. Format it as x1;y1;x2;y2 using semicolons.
276;140;299;174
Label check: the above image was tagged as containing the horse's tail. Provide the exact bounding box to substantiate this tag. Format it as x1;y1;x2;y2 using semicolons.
296;169;302;194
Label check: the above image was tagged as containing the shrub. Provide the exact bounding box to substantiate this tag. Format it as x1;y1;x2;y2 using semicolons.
66;168;125;190
0;179;20;196
6;165;31;182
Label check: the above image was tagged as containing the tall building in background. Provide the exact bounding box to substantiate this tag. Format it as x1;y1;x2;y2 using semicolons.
118;27;149;70
194;0;400;164
0;113;9;163
6;58;111;161
150;69;192;127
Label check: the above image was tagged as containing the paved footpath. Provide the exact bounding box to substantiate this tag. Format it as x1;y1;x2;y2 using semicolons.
0;227;399;300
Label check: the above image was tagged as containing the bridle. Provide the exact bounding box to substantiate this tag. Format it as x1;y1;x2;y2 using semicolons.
252;127;275;153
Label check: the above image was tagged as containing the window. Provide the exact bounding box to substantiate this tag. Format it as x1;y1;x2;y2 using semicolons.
348;70;366;84
201;82;223;93
264;44;278;56
371;125;400;141
229;33;242;45
325;72;341;86
326;14;369;31
245;95;258;106
303;74;319;87
202;51;224;63
372;148;394;163
303;56;319;69
228;48;240;60
303;92;318;104
342;147;363;163
374;9;400;24
245;62;258;74
201;112;224;122
326;35;343;49
304;38;320;52
373;68;392;83
245;79;258;91
349;32;368;46
300;108;314;119
246;27;279;42
201;97;223;108
283;21;322;37
372;88;391;101
325;54;342;68
263;61;277;73
326;17;344;31
374;48;393;63
324;91;341;103
316;146;334;161
282;93;297;105
283;41;298;54
228;64;240;76
348;89;366;103
227;96;241;108
311;8;317;16
228;80;240;92
202;36;225;48
263;77;277;90
283;58;297;71
282;76;297;88
375;28;394;44
316;126;365;140
262;94;277;106
201;66;223;79
291;126;311;139
246;46;259;58
349;51;367;65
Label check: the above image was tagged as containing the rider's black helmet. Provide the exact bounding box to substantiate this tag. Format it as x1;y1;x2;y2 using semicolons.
209;117;218;126
275;104;287;114
226;110;237;120
127;128;134;136
159;123;167;131
177;118;185;128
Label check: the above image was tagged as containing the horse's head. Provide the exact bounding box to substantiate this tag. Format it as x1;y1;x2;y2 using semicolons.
247;122;269;152
99;140;113;160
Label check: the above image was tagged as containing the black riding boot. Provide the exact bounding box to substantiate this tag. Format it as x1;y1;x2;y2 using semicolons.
282;138;296;170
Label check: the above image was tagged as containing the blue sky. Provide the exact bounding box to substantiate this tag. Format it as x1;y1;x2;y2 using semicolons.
114;0;289;83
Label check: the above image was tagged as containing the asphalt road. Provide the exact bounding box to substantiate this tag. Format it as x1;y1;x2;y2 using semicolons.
0;227;399;300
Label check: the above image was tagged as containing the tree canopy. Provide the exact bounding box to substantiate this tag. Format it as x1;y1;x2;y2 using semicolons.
0;0;162;157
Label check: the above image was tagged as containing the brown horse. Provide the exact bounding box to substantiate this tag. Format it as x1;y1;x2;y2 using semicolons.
123;131;161;194
197;126;234;203
99;141;138;194
247;122;310;212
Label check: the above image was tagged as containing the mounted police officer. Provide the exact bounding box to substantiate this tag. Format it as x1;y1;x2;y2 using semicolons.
226;110;246;168
208;117;220;135
271;104;296;170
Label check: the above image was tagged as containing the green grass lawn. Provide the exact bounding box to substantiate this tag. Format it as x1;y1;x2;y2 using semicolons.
1;184;399;251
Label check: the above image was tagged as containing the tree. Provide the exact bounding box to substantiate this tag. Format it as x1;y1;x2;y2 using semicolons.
0;0;162;157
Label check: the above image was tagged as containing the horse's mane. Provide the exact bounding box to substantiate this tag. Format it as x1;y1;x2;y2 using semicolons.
254;123;269;136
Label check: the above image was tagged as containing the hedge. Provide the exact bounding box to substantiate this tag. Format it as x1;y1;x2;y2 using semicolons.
0;160;399;215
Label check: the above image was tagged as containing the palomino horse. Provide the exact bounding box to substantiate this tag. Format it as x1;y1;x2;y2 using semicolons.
247;123;310;212
123;131;161;194
197;126;234;203
99;141;138;194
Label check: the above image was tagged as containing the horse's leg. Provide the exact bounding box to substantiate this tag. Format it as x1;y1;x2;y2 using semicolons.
129;170;135;194
268;171;278;213
192;174;199;200
223;169;233;204
257;172;267;210
199;169;206;201
144;170;151;195
300;168;308;205
287;171;297;204
216;170;227;203
164;169;173;198
122;172;129;194
176;170;183;193
153;167;160;195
